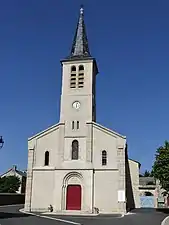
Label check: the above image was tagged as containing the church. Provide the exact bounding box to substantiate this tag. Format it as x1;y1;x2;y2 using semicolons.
24;7;140;214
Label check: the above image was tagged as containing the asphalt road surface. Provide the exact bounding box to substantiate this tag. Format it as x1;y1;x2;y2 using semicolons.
0;205;168;225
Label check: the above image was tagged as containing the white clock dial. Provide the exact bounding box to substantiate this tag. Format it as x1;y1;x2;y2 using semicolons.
72;101;81;109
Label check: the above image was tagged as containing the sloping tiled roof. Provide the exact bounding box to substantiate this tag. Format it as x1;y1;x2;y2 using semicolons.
0;165;26;178
15;170;26;177
139;177;156;185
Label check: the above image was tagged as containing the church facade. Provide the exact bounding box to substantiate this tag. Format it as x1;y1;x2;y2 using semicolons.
24;7;140;214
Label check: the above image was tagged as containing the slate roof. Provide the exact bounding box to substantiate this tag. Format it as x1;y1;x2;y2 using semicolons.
0;165;27;178
66;6;91;60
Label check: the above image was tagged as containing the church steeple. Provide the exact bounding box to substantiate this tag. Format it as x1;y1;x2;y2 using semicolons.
67;5;91;60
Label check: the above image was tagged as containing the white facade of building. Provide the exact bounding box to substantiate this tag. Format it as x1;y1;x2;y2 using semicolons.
24;7;140;214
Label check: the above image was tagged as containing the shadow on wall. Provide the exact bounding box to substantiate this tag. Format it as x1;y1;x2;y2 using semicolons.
125;144;135;212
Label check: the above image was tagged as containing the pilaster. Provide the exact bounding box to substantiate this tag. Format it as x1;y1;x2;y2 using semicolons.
117;144;126;214
58;123;65;163
24;146;35;212
86;122;93;162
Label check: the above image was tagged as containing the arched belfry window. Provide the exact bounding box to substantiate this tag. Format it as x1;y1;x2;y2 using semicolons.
70;66;77;88
78;65;84;88
44;151;49;166
72;121;75;130
71;66;76;72
102;150;107;166
72;140;79;160
77;121;79;129
79;65;84;71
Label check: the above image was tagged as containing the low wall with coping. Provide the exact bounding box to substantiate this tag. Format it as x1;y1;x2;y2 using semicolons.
0;193;25;206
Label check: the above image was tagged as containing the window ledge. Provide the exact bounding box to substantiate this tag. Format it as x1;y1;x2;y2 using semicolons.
33;166;55;171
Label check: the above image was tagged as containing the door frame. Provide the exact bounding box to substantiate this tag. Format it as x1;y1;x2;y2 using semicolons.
61;172;84;211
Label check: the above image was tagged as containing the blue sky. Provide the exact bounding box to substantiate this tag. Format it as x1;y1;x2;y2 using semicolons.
0;0;169;174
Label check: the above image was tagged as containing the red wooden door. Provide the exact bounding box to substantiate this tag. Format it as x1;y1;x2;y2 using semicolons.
66;185;81;210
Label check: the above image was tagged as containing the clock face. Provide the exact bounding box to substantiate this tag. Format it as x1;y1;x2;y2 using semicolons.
72;101;81;110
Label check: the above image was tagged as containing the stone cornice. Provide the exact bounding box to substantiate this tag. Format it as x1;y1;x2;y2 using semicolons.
28;122;64;141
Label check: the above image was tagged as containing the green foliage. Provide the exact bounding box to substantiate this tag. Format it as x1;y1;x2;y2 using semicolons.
143;170;152;177
0;176;21;193
152;141;169;193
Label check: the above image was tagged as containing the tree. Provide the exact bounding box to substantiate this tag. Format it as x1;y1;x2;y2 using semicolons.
152;141;169;193
0;176;21;193
143;170;152;177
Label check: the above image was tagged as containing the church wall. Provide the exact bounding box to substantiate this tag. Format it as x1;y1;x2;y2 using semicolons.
35;127;60;167
93;126;118;169
31;170;54;212
30;169;93;213
53;170;93;213
127;160;140;208
94;170;119;213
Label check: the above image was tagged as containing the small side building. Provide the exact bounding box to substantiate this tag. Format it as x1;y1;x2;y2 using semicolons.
1;165;27;194
126;157;140;211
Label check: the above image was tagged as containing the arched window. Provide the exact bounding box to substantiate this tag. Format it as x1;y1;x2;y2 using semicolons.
102;150;107;166
70;66;77;88
72;121;75;130
77;121;79;129
79;65;84;71
78;65;84;88
72;140;79;160
44;151;49;166
71;66;76;72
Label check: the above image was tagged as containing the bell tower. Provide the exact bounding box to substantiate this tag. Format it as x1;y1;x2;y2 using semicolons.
60;6;98;133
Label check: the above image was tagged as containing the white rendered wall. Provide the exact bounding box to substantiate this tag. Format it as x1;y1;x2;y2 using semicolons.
31;170;55;212
94;170;119;213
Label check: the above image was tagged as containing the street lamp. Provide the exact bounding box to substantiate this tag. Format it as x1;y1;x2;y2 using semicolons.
0;136;4;149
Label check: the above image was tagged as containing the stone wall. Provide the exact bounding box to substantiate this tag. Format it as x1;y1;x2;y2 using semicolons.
0;193;25;206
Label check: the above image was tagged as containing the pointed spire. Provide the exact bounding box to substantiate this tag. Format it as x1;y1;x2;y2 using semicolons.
68;5;91;59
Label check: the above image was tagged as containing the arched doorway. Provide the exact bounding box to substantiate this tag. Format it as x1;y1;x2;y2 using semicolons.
62;172;83;211
66;185;81;210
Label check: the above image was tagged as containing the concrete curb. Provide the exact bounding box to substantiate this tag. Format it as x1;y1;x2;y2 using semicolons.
161;216;169;225
42;212;98;217
19;208;124;223
0;204;23;208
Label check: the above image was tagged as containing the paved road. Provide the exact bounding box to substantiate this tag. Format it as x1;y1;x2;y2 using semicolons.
46;208;168;225
0;205;64;225
0;205;168;225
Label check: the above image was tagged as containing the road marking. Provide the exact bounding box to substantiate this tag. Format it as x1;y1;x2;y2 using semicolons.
39;215;81;225
19;209;81;225
126;212;136;215
161;216;169;225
